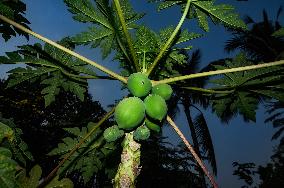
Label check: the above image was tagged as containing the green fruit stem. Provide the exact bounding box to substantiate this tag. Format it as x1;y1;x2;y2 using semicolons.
114;132;141;188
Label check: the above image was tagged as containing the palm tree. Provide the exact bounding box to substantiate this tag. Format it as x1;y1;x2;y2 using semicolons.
137;135;205;188
225;7;284;62
224;7;284;141
265;101;284;141
166;49;217;187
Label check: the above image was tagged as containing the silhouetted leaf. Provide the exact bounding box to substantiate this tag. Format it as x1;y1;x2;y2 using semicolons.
211;54;284;122
152;0;247;31
193;113;217;174
66;0;144;59
0;0;30;41
48;122;117;184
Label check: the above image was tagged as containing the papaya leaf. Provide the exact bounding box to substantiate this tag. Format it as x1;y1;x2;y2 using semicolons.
17;165;42;188
0;122;14;143
0;147;18;188
7;67;57;88
45;175;73;188
191;1;247;31
0;38;92;106
157;1;182;11
65;0;144;59
211;53;284;122
152;0;247;31
48;122;117;184
212;92;258;122
0;0;30;41
17;165;73;188
0;117;33;167
176;30;203;44
272;27;284;37
134;26;158;54
194;8;209;32
41;74;62;107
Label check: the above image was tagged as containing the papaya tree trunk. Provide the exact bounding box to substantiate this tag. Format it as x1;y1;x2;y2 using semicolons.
182;99;207;188
114;132;141;188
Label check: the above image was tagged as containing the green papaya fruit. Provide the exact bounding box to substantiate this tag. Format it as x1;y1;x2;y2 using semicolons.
152;83;173;100
144;94;167;121
115;97;145;130
133;125;150;141
127;72;152;97
145;118;161;133
103;125;124;142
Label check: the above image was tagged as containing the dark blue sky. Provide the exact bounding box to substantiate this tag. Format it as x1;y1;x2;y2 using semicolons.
0;0;283;187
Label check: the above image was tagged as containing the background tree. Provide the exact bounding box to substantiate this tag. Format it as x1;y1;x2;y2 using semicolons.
233;140;284;188
0;78;110;179
165;49;217;187
0;0;30;41
225;7;284;62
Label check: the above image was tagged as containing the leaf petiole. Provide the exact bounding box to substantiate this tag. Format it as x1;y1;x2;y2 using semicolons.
155;60;284;84
0;15;127;83
113;0;140;72
38;107;115;188
146;0;192;76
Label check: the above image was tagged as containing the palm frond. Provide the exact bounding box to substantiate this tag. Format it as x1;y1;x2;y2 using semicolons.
265;101;284;140
225;34;246;53
243;15;255;25
188;49;201;72
193;113;217;175
272;126;284;140
276;6;283;20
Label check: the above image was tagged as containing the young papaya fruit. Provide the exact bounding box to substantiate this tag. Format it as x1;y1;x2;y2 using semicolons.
133;125;150;141
103;125;124;142
144;94;167;121
145;118;161;133
127;72;152;97
115;97;145;130
152;83;173;100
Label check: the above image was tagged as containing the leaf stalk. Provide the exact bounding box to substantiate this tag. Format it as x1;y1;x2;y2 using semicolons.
146;0;192;76
113;0;140;72
38;107;115;188
155;60;284;84
166;115;218;188
181;86;234;94
0;15;127;83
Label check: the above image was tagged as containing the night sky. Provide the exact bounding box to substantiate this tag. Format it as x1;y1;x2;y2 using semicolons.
1;0;284;187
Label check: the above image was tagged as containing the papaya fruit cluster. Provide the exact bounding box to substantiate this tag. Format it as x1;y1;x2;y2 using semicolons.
103;72;173;142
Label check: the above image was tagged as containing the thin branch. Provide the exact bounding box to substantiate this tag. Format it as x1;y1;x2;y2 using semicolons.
113;0;140;72
38;107;115;188
155;60;284;84
146;0;192;76
166;115;218;188
181;86;234;94
0;15;127;83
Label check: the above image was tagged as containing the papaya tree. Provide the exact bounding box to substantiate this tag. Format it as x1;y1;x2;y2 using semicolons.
1;0;284;188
